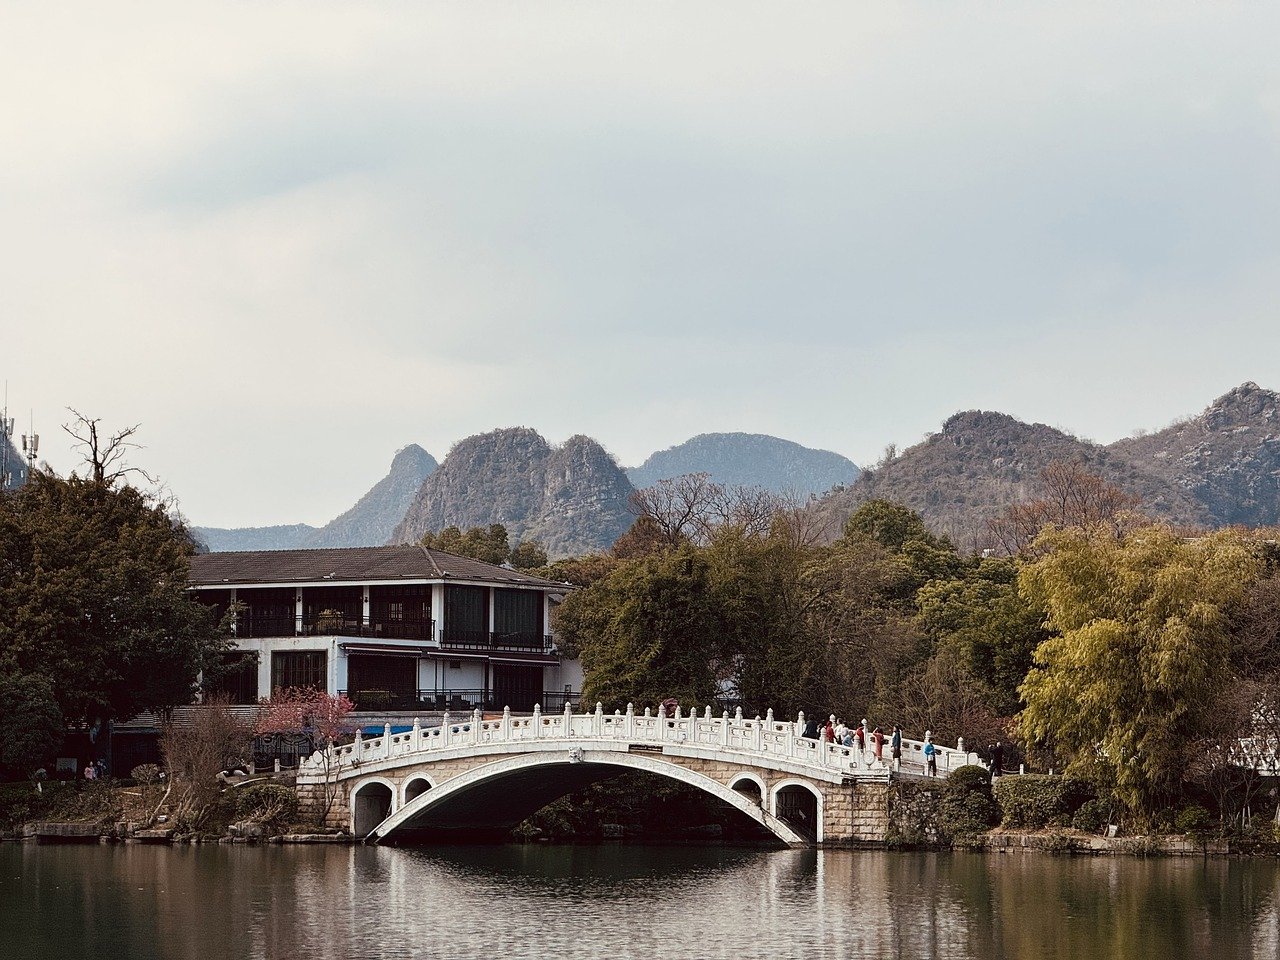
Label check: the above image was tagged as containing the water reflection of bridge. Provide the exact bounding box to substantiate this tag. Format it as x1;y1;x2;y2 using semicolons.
296;703;978;845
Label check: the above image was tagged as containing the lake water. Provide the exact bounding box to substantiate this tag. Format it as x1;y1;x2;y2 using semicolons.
3;842;1279;959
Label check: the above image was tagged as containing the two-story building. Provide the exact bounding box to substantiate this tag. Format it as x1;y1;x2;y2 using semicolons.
187;545;581;714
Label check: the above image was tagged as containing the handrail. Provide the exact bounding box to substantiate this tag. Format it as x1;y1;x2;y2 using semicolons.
301;705;981;781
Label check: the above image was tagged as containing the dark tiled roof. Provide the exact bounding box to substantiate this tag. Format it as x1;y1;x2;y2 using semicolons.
188;545;569;589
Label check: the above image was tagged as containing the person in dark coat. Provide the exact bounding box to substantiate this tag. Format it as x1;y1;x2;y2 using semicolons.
802;717;819;739
991;741;1005;777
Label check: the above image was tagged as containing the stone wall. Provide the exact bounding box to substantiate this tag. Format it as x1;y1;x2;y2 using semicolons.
825;782;891;844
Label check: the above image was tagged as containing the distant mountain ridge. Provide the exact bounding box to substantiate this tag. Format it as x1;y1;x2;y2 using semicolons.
1108;382;1280;527
627;432;859;496
808;408;1210;548
191;383;1280;556
391;428;634;559
193;444;437;552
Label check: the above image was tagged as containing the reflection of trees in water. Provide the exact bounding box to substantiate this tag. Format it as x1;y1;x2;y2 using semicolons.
8;845;1280;959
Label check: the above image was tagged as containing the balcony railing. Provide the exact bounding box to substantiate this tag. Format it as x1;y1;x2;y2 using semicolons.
340;688;580;713
235;615;434;641
440;630;554;653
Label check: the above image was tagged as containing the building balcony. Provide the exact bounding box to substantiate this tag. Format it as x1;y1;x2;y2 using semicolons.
440;630;554;653
234;615;435;641
339;688;579;713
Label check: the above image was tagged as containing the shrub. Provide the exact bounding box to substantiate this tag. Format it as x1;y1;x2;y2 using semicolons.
941;791;999;841
231;783;298;825
993;775;1093;829
1072;798;1110;834
947;764;992;794
131;764;163;785
939;764;998;841
1174;805;1212;835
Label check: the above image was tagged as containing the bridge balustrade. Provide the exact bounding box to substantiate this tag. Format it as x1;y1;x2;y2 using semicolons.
307;703;980;781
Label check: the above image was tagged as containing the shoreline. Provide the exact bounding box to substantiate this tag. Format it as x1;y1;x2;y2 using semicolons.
6;826;1279;858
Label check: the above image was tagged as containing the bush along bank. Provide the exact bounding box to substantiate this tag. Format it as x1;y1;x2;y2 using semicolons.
0;774;349;845
888;769;1280;856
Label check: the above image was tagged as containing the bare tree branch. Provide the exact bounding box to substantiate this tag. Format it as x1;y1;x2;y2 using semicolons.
62;407;154;487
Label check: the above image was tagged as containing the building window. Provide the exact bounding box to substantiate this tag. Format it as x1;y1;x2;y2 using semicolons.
271;651;327;692
208;652;259;705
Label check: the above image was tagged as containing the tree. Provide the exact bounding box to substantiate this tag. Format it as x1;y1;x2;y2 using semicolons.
627;473;723;548
421;523;512;565
0;671;64;781
0;467;229;728
1018;525;1259;819
160;693;251;829
985;461;1143;556
557;546;733;710
509;540;548;570
255;687;354;824
915;557;1046;715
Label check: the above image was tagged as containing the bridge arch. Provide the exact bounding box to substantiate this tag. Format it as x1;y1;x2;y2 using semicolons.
771;778;824;843
728;772;766;806
370;751;807;846
351;777;398;837
403;775;435;806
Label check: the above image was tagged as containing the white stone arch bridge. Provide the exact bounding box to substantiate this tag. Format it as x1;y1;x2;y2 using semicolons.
296;703;979;846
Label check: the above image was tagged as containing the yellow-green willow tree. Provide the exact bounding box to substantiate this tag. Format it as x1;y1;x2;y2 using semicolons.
1018;525;1259;819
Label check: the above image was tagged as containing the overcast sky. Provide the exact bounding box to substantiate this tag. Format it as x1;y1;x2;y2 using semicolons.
3;3;1278;527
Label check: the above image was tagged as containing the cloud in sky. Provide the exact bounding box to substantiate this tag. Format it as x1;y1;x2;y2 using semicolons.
2;2;1278;526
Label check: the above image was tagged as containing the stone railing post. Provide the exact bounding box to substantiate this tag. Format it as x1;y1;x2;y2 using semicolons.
383;723;393;760
688;705;697;742
472;708;482;744
441;712;450;748
531;704;542;739
595;701;604;737
796;711;805;737
721;710;730;747
657;703;666;741
754;715;763;753
563;701;573;738
411;716;421;751
352;730;364;764
765;708;774;729
625;702;635;739
502;706;511;741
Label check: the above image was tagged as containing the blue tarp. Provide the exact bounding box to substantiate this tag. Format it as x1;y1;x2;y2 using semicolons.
358;725;415;737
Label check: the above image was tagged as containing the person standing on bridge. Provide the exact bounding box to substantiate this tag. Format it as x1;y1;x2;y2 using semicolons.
855;721;866;753
802;716;819;739
924;735;937;777
823;717;835;743
891;726;902;769
872;727;885;763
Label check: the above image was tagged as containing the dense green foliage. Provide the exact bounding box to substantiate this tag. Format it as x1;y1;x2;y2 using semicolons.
0;471;229;731
1019;526;1258;817
0;672;64;779
420;523;548;569
940;765;999;841
992;775;1093;829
